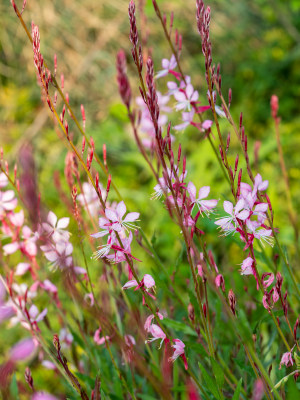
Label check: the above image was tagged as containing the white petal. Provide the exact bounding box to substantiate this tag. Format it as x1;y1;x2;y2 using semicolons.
236;210;250;220
3;242;19;255
15;263;30;276
47;211;57;227
201;199;218;209
29;305;38;319
187;182;196;200
2;191;15;202
57;217;70;229
122;280;138;289
123;212;139;222
143;274;155;289
116;201;126;219
36;308;48;322
223;201;233;215
254;203;268;213
235;199;245;213
105;208;118;222
198;186;210;200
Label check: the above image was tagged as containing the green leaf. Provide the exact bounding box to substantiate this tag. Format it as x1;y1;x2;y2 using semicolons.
10;374;19;400
74;372;95;388
211;357;225;389
294;352;300;369
272;370;299;391
198;363;223;400
163;318;197;336
232;378;242;400
185;341;207;358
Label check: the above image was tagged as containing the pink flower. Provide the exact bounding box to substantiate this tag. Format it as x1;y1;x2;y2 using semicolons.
262;273;274;288
167;75;191;95
240;257;254;276
94;327;110;345
3;226;38;257
92;201;139;235
187;183;218;215
10;337;36;362
41;241;73;270
279;350;294;369
174;84;199;111
156;55;177;79
202;119;213;130
124;334;136;346
246;220;273;247
254;173;269;192
144;312;164;332
0;190;18;216
174;110;195;131
84;292;94;306
0;279;15;323
106;232;138;263
32;392;59;400
59;328;73;348
0;173;8;188
42;211;70;242
215;199;249;234
41;360;57;370
15;263;31;276
146;324;166;348
77;182;103;216
122;274;156;301
169;339;188;370
215;274;225;291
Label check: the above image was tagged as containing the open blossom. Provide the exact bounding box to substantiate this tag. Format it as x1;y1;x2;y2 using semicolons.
240;257;254;276
0;279;15;323
215;199;249;234
0;173;8;188
123;274;155;301
32;393;59;400
202;119;213;130
77;182;104;216
59;328;73;348
0;190;18;217
174;110;195;131
42;211;70;242
123;274;155;290
144;312;164;332
152;165;187;200
279;350;294;369
3;226;38;257
41;241;73;270
136;92;171;148
92;201;139;235
187;183;218;215
156;55;177;79
145;324;166;348
246;220;273;247
169;339;188;370
174;84;199;111
94;327;110;345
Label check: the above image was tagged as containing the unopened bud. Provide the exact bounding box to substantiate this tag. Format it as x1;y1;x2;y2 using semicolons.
188;303;195;322
228;289;236;316
270;95;279;119
24;367;34;390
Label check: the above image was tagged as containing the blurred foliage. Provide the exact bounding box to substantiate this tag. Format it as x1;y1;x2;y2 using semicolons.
0;0;300;398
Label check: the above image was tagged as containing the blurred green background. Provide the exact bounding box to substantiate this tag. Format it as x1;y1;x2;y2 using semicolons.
1;0;300;398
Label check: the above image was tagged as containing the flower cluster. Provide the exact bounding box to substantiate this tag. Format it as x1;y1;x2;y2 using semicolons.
155;56;211;132
215;174;272;248
91;200;140;263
